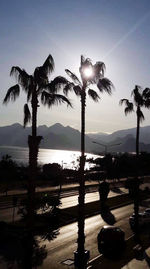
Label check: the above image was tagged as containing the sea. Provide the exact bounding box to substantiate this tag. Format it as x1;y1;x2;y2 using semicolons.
0;146;99;169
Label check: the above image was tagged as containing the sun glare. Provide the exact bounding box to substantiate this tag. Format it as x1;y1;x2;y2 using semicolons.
83;66;94;78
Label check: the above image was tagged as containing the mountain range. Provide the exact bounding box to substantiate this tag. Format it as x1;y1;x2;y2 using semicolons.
0;123;150;153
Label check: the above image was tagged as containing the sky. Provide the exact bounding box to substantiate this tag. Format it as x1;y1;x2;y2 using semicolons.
1;0;150;133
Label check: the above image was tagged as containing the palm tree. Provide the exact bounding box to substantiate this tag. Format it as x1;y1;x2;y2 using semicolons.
120;85;150;234
3;55;72;226
120;85;150;157
64;55;113;267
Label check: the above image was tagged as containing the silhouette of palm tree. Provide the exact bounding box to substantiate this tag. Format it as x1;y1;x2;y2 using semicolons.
120;85;150;235
120;85;150;157
65;55;113;267
3;55;72;226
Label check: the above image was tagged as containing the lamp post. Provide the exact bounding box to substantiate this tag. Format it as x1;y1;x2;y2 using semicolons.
92;141;121;155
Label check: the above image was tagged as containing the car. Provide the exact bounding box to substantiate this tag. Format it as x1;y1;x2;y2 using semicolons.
142;211;150;223
144;208;150;215
129;211;150;230
129;213;144;229
97;226;125;257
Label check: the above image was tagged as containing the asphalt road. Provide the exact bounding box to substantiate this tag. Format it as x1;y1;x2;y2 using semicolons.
60;188;127;209
0;189;127;222
38;204;135;269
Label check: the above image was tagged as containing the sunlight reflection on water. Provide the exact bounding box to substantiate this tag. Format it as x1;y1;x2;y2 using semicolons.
0;146;98;169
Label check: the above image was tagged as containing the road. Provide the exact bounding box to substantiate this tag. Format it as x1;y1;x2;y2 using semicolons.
60;188;127;209
0;188;127;222
0;202;147;269
38;204;135;269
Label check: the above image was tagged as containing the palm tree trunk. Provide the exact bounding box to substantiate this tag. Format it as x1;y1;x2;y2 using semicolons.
77;89;86;267
136;107;140;157
134;107;140;239
28;93;42;228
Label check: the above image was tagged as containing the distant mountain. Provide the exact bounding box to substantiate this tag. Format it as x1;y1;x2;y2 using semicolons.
86;132;109;142
0;123;150;153
87;125;150;144
0;123;94;152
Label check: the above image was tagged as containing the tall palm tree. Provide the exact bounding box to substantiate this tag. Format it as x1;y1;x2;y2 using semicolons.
120;85;150;157
3;55;72;226
64;55;113;267
120;85;150;234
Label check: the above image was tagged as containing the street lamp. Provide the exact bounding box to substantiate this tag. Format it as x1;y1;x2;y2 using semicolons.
92;141;121;155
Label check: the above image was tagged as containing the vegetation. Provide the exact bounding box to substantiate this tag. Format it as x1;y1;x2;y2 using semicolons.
89;152;150;180
0;218;59;269
120;85;150;157
120;86;150;235
63;55;113;266
2;53;150;267
3;55;72;226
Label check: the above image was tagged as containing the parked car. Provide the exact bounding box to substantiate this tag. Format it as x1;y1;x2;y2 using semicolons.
144;208;150;215
129;211;150;230
142;211;150;223
97;226;125;257
129;213;143;229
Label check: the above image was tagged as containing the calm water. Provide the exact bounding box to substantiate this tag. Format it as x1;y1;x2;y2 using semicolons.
0;146;98;169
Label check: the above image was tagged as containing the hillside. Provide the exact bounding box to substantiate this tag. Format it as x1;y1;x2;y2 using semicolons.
1;123;150;153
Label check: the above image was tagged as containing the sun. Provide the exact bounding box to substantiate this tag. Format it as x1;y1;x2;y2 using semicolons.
83;66;94;78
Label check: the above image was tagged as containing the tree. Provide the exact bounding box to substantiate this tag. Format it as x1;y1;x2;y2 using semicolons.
64;55;113;267
120;85;150;235
3;55;72;226
120;85;150;157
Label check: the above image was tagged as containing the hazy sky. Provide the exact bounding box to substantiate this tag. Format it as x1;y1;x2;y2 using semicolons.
1;0;150;133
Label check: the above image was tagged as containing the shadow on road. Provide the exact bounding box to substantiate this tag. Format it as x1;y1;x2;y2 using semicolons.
100;207;116;225
110;186;125;194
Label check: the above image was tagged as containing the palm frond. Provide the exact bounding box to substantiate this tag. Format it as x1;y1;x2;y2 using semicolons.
143;88;150;99
119;99;130;106
23;104;31;127
119;99;134;115
26;76;35;101
79;56;93;81
144;98;150;108
88;89;100;102
81;57;92;67
65;69;81;84
131;85;144;106
53;76;68;85
41;91;72;108
43;76;69;95
27;87;32;102
34;55;55;85
34;66;48;86
124;105;134;115
94;62;106;77
63;82;74;95
97;78;113;94
131;85;141;96
81;55;86;65
3;84;20;104
73;85;82;96
42;54;55;75
10;67;30;92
